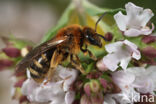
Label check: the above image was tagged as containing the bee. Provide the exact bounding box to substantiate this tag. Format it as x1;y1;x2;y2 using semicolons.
16;13;107;83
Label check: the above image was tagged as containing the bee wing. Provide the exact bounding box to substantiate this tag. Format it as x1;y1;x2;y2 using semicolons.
16;37;67;72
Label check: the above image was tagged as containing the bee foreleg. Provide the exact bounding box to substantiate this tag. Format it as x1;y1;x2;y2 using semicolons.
70;54;86;74
80;45;97;60
46;50;63;83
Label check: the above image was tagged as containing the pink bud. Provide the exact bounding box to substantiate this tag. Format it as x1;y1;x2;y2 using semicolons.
90;80;100;93
96;59;108;71
19;96;29;103
84;83;91;96
142;47;156;58
90;93;104;104
104;32;113;41
14;78;26;87
3;47;21;57
86;72;102;79
14;71;26;77
0;59;14;71
99;78;107;89
80;95;91;104
142;35;156;44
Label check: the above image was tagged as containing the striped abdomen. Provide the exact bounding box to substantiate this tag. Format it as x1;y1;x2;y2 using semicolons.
28;49;55;83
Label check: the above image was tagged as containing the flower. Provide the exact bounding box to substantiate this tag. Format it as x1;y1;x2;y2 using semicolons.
97;40;141;71
114;2;154;37
105;66;156;104
21;65;78;104
80;93;104;104
127;66;156;94
108;70;140;104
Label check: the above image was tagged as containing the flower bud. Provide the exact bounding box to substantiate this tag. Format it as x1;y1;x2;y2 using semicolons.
80;95;91;104
142;35;156;44
19;96;29;104
96;59;108;71
90;93;104;104
14;78;26;88
84;82;91;96
104;32;113;41
142;47;156;58
99;78;107;89
0;59;14;71
2;47;21;57
89;80;100;93
86;72;102;79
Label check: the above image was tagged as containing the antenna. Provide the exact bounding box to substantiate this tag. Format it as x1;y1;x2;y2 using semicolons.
95;12;107;32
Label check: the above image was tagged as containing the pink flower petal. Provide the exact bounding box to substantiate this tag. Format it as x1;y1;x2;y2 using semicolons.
124;24;154;37
84;83;91;96
90;80;100;93
114;2;154;37
112;70;135;88
65;91;75;104
99;78;107;89
80;95;91;104
14;78;26;87
96;59;108;72
90;93;104;104
139;9;154;27
114;11;127;31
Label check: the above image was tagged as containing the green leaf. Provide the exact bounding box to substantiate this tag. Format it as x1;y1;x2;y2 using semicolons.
85;62;95;73
41;0;125;43
83;0;125;16
75;92;81;100
41;3;74;43
101;73;112;82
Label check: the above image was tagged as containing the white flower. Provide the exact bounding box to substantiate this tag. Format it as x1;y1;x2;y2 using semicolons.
127;66;156;94
106;66;156;104
109;70;140;104
114;2;154;37
21;66;78;104
97;40;141;71
103;95;116;104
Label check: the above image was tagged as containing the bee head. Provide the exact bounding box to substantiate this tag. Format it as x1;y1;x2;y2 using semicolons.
83;27;104;48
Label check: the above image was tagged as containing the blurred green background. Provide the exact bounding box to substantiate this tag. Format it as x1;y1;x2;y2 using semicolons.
0;0;155;104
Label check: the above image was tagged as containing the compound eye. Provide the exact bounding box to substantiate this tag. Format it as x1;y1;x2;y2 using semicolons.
88;36;95;44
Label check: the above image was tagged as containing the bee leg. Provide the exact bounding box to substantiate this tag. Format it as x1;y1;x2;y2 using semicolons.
45;50;63;84
80;45;97;60
70;54;86;74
